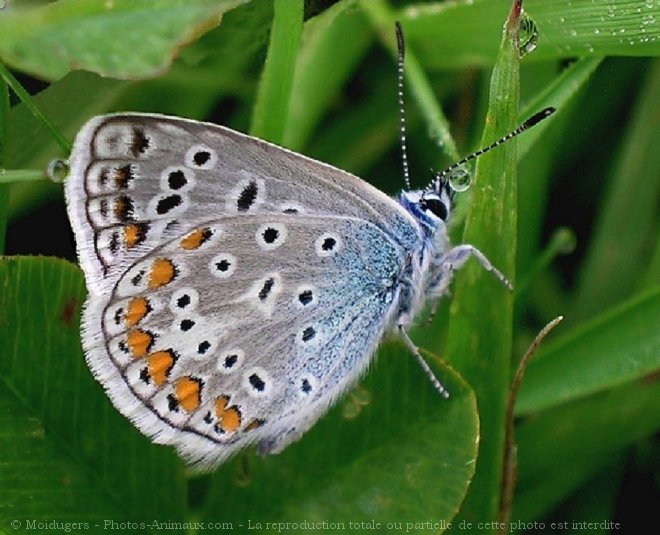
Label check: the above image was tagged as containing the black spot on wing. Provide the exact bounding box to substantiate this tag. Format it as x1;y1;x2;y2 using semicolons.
237;181;258;211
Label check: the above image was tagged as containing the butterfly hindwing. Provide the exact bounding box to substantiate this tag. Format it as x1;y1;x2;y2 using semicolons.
81;212;405;467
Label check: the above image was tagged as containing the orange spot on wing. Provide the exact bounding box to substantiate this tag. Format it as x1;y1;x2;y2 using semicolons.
215;396;242;433
148;258;175;288
124;297;149;327
123;224;140;248
114;196;131;221
114;164;133;189
180;227;212;250
147;350;176;385
174;376;202;412
127;329;153;358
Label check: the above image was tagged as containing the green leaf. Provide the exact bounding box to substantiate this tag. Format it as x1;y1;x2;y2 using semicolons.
283;0;372;152
517;56;602;160
251;0;303;143
572;58;660;322
402;0;660;70
516;287;660;415
446;0;522;526
362;0;459;163
201;346;479;532
0;0;249;81
0;257;186;530
0;71;8;253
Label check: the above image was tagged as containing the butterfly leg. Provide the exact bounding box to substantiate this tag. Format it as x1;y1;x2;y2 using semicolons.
440;244;512;290
398;326;450;399
425;263;455;324
426;298;441;325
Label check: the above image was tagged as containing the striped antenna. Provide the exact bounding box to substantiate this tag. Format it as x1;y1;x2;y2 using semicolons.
429;107;556;191
395;21;411;191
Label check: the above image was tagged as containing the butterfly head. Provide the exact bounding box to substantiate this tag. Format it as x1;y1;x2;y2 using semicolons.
399;177;455;235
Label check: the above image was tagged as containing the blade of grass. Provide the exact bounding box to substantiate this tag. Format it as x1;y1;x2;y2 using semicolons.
446;0;523;527
572;58;660;323
283;0;372;151
401;0;660;70
0;63;70;154
516;58;601;282
250;0;303;144
0;69;7;253
0;169;46;183
640;223;660;290
361;0;460;163
517;56;603;160
516;287;660;415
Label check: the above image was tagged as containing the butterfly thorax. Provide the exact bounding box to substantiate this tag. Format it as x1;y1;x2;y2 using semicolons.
394;189;452;327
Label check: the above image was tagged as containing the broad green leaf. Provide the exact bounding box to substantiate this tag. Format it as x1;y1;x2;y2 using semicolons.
516;287;660;415
0;257;185;530
0;0;249;80
446;0;521;527
202;345;479;532
514;378;660;521
402;0;660;70
0;388;129;531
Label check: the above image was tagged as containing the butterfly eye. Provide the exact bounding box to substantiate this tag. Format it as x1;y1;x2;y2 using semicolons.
420;197;448;221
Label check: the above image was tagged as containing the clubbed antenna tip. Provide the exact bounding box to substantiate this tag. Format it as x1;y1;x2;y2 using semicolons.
430;106;557;190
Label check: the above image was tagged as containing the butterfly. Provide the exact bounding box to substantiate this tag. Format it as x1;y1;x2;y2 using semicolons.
64;24;554;469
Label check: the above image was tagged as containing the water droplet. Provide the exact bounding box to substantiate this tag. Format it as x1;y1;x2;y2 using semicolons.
593;28;601;35
518;11;539;56
607;5;616;18
569;28;578;37
47;159;69;183
448;167;472;193
641;14;656;26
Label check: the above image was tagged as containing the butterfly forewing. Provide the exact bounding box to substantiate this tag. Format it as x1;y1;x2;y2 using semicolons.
66;114;420;295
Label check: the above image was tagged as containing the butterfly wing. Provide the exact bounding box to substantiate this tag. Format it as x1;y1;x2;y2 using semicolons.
83;213;406;468
65;113;420;295
65;113;426;467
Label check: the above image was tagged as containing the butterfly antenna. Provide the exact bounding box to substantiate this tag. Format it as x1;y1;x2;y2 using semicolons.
395;21;412;191
429;107;556;191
